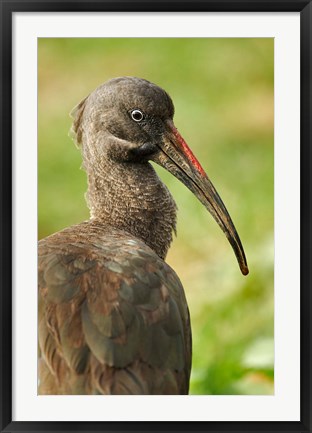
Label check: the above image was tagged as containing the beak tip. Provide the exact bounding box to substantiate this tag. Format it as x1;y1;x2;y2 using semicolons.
241;264;249;276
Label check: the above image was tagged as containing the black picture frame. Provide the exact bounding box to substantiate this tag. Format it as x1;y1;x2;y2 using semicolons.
1;1;311;432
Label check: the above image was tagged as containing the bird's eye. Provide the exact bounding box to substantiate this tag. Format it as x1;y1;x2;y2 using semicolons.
130;109;144;122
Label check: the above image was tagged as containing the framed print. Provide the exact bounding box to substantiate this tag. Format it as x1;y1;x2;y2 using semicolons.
1;1;311;432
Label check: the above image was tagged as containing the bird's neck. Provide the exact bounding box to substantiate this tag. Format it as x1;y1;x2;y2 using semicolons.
85;160;177;260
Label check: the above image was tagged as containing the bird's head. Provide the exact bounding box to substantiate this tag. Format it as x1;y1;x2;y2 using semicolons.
70;76;248;276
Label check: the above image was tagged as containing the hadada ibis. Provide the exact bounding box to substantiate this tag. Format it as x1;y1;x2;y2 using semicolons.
38;77;248;395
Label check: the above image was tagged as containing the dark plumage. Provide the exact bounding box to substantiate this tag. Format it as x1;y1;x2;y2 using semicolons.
38;77;248;395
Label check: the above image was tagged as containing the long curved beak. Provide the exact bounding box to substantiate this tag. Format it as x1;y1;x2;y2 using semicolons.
151;120;249;276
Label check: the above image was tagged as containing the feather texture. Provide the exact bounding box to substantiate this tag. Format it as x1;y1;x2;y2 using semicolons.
39;221;191;394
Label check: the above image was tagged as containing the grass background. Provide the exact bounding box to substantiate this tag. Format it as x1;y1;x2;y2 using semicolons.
38;38;274;395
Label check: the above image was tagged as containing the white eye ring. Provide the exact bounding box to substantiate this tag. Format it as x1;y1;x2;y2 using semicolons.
130;109;144;122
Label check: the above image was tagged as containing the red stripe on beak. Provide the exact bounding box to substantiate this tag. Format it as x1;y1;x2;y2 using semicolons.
171;126;205;176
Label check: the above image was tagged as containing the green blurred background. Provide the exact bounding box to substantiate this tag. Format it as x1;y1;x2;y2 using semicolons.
38;38;274;395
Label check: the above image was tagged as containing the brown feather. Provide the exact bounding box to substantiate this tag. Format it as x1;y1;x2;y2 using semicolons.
39;222;191;394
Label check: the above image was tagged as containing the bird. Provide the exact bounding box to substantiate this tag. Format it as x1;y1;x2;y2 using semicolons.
38;76;248;395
